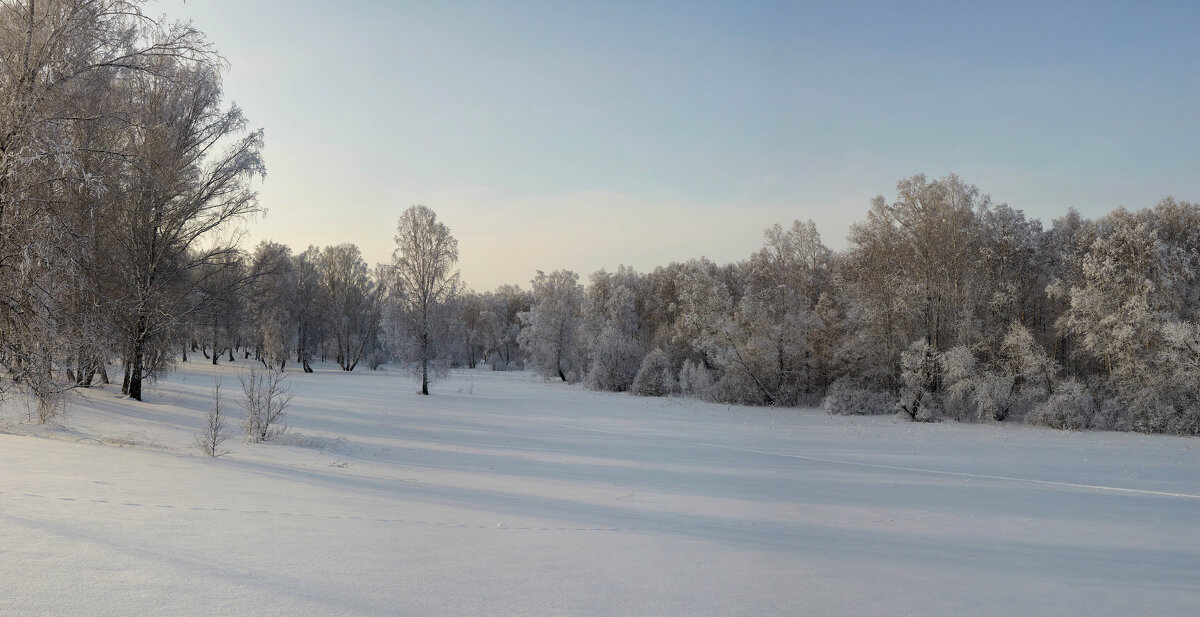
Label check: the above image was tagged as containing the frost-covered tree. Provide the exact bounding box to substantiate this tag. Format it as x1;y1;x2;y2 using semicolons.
897;339;939;421
842;175;989;392
1057;209;1167;382
1152;321;1200;434
194;252;250;366
481;284;531;370
459;291;487;369
0;1;242;408
246;242;298;369
104;46;264;400
389;205;461;394
292;246;326;372
319;244;384;372
519;270;585;381
581;267;645;391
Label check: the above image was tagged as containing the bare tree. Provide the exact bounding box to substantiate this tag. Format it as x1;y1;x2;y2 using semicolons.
0;1;214;413
318;243;384;371
240;365;291;443
390;205;460;395
101;47;264;401
195;379;231;456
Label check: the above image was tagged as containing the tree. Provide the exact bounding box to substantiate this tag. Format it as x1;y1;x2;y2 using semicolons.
292;246;326;372
390;205;460;394
195;379;231;456
246;242;297;369
581;267;645;392
519;270;584;381
0;1;216;411
482;284;531;370
319;244;384;372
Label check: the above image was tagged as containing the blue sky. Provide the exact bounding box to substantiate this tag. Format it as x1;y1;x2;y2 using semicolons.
153;1;1200;289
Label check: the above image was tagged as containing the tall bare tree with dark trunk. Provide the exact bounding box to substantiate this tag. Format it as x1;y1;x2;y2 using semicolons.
103;46;264;401
0;1;212;413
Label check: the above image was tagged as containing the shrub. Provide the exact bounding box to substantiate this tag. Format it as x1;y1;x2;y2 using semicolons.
584;327;642;392
631;348;676;397
821;379;894;415
1027;378;1094;430
240;366;292;443
678;359;716;401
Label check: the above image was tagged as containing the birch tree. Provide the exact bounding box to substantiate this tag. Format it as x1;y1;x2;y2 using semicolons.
390;205;460;394
518;270;584;382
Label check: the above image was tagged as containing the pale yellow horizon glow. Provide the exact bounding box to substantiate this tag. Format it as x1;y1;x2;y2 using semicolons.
241;185;864;292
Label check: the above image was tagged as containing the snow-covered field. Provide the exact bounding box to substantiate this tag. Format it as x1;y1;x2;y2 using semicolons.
2;362;1198;617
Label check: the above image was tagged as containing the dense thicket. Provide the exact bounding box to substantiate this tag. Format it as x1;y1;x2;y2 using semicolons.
510;175;1200;435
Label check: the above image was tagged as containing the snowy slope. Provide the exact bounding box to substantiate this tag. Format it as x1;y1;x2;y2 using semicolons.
2;362;1198;616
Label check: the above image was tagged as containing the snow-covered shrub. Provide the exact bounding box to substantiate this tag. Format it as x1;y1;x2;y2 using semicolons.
240;366;292;443
678;359;716;401
938;345;979;421
1123;387;1179;434
585;327;643;392
937;327;1057;424
897;340;939;422
631;349;676;397
1026;378;1095;430
821;379;893;415
1143;320;1200;435
713;367;770;406
274;432;348;451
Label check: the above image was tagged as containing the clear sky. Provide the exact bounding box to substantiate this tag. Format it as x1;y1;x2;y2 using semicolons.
151;1;1200;291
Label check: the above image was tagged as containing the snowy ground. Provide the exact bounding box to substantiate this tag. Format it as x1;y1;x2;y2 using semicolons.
2;362;1198;616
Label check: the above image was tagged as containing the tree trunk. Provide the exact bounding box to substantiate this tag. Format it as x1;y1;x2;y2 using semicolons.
421;339;429;395
129;330;146;401
121;357;131;395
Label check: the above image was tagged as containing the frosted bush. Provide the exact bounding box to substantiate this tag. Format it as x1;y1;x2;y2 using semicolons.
584;327;642;392
897;340;939;422
1026;379;1094;430
678;360;716;401
821;379;893;415
938;345;979;421
631;349;676;397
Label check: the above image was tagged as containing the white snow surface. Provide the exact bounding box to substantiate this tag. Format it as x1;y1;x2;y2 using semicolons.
2;362;1199;616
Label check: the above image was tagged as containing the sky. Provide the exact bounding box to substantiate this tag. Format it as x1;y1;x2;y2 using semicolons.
151;1;1200;291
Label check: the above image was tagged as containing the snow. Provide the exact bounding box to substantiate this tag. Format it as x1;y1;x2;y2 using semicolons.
2;362;1199;616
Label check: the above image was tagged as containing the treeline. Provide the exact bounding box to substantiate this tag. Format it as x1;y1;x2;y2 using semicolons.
514;174;1200;436
5;3;1199;436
